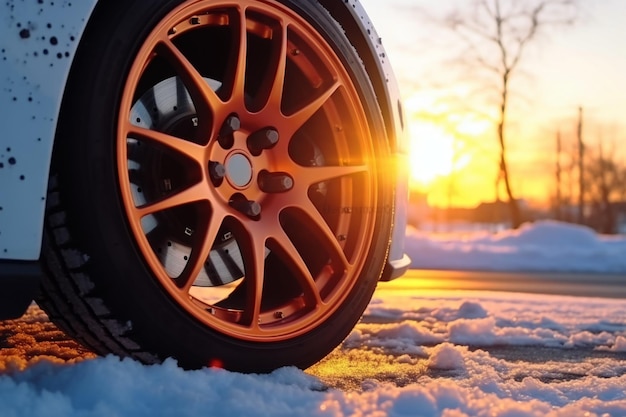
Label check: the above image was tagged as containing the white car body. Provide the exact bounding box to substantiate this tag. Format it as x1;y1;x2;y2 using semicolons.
0;1;98;260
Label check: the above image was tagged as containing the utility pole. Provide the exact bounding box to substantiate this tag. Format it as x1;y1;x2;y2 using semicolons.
577;106;584;224
555;130;562;220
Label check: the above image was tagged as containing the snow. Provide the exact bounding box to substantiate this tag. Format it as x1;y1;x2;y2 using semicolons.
1;221;625;416
405;220;626;273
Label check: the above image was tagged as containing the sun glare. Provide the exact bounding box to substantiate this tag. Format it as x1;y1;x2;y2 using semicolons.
408;122;460;187
403;92;491;200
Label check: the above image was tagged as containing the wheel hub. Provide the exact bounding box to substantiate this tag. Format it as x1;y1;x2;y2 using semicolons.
225;152;253;188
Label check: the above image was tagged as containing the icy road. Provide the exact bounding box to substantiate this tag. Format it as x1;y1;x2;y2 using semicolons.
1;282;625;417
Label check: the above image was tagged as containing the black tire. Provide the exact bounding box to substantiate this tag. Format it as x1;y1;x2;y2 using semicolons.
39;0;393;372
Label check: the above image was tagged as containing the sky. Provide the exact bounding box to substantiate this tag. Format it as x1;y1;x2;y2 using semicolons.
1;221;625;416
360;0;626;209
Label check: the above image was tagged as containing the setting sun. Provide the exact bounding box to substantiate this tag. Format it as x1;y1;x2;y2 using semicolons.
408;123;459;186
402;91;497;208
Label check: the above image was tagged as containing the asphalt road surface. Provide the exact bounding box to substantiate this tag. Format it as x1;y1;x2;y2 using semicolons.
379;269;626;299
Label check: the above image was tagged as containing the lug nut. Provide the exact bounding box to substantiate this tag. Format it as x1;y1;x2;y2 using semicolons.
230;198;261;218
209;161;226;183
218;115;240;149
258;171;294;193
247;128;279;155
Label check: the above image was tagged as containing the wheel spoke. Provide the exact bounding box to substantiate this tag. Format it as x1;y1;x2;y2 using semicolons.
135;182;208;218
298;200;351;270
268;24;288;105
233;226;266;328
296;164;368;188
270;229;322;306
251;21;288;111
127;123;206;163
178;207;227;293
220;7;248;102
156;38;222;119
285;81;340;134
233;8;248;101
247;240;266;328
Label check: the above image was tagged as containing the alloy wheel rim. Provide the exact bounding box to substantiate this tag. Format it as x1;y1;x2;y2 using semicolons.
116;0;378;341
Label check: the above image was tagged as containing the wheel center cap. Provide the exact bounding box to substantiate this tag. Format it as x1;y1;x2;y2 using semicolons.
226;153;253;187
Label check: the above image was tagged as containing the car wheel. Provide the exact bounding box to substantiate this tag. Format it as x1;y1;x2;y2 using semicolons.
39;0;393;371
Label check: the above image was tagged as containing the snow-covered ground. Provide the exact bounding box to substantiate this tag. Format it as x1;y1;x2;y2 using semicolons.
406;220;626;273
0;220;625;416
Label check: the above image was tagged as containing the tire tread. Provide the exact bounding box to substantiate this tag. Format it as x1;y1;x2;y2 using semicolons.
38;174;157;362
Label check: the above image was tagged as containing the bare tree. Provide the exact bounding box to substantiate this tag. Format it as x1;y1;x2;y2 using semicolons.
576;106;585;224
586;144;615;233
554;130;563;220
444;0;577;228
585;140;626;234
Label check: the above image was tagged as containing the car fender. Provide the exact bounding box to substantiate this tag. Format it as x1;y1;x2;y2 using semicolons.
0;1;98;261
